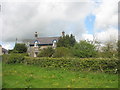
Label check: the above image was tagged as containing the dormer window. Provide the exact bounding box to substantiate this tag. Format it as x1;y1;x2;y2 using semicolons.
34;41;37;47
34;40;40;47
52;39;57;48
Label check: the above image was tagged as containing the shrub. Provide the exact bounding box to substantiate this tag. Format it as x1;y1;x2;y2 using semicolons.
96;51;118;58
53;47;73;58
37;47;55;57
3;53;25;64
23;57;118;74
14;43;27;53
72;40;97;58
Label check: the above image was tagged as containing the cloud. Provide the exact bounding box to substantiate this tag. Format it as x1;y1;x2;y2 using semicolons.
0;41;10;50
0;0;118;50
81;27;118;43
93;0;118;31
1;1;94;42
95;27;118;42
81;33;93;41
1;42;15;50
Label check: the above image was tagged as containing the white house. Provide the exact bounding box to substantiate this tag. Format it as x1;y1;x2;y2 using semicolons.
23;31;65;57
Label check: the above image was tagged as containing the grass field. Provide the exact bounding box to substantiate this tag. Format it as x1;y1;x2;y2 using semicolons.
0;56;2;89
3;64;118;88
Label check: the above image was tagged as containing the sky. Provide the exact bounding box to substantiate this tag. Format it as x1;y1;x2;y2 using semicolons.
0;0;119;50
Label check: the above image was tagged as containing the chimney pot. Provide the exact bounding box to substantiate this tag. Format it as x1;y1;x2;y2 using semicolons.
62;31;65;36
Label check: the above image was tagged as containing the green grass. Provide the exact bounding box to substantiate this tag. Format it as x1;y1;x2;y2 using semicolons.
3;64;118;88
0;56;2;89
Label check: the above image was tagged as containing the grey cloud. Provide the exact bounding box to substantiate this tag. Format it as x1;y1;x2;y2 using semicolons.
1;2;94;42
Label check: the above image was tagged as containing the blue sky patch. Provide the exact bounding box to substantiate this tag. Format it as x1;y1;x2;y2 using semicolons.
85;14;96;34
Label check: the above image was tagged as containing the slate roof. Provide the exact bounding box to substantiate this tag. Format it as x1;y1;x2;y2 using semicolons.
2;48;8;53
23;37;59;45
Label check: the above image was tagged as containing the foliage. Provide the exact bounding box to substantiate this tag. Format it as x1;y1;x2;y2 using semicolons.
23;57;118;74
72;40;97;58
2;53;27;64
8;50;14;54
118;40;120;56
97;41;118;58
96;51;118;58
3;64;118;88
9;49;19;54
57;34;76;48
53;47;72;58
14;43;27;53
37;47;55;57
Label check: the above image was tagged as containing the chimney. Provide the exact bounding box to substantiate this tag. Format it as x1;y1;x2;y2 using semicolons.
35;32;38;38
15;38;18;44
62;31;65;37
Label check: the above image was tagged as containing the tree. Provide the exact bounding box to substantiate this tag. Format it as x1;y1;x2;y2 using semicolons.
100;41;118;58
53;47;72;58
118;40;120;52
14;43;27;53
38;47;55;57
57;34;76;48
72;40;97;58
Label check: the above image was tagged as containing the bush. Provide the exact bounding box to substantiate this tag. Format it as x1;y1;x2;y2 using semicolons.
14;43;27;53
23;57;118;74
37;47;55;57
3;53;26;64
72;40;97;58
96;51;118;58
53;47;73;58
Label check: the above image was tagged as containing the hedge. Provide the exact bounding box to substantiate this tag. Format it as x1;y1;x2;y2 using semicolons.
2;54;119;74
23;57;119;74
2;54;26;64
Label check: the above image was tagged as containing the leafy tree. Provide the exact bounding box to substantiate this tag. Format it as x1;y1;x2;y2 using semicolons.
100;41;118;58
8;50;14;54
57;34;76;48
53;47;72;58
72;40;97;58
117;40;120;57
38;47;55;57
14;43;27;53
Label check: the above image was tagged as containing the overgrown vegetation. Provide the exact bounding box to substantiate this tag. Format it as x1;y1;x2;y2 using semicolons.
37;47;55;57
53;47;72;58
97;41;118;58
2;54;118;74
56;34;118;58
72;41;97;58
2;53;27;64
13;43;27;53
37;40;98;58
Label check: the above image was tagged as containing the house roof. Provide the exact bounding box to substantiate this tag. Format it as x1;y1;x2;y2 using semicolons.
23;37;59;45
2;48;8;52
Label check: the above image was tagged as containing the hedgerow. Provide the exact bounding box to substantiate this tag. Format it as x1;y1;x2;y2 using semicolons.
2;54;26;64
2;54;118;74
23;57;118;74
